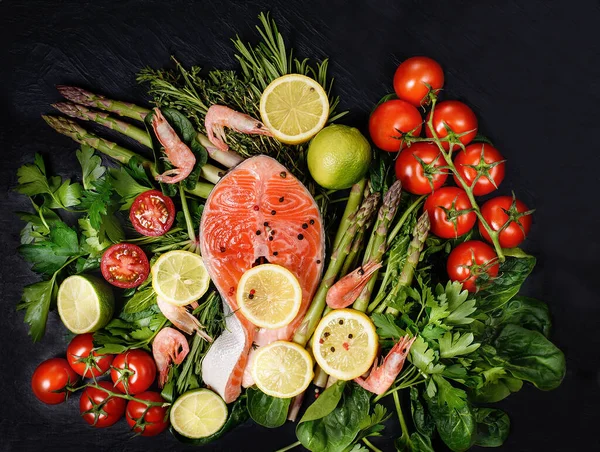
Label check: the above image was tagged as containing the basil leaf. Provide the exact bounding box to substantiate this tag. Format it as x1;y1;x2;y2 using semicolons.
247;387;291;428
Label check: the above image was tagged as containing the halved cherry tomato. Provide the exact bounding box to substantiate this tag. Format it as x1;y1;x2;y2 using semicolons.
100;243;149;289
31;358;79;405
479;196;533;248
426;100;478;151
395;142;447;195
454;143;506;196
110;349;156;395
79;381;127;428
369;99;423;152
447;240;499;292
424;187;476;239
130;190;176;237
393;56;444;107
126;391;169;436
67;333;114;378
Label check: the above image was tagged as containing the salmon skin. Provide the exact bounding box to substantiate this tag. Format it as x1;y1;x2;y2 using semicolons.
200;155;324;402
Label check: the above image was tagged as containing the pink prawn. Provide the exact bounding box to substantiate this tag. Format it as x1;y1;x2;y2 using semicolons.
156;296;213;342
204;105;272;152
354;334;416;395
151;107;196;183
326;261;383;309
152;327;189;387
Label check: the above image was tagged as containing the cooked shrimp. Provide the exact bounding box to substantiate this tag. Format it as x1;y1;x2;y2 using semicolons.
326;261;383;309
156;296;212;342
354;334;416;395
152;327;189;387
151;107;196;183
205;105;272;152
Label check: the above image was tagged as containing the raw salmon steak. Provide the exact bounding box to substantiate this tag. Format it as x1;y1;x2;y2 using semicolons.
200;155;324;402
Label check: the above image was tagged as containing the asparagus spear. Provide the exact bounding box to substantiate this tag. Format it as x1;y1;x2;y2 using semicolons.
197;133;244;169
56;86;150;122
52;102;152;148
332;179;367;249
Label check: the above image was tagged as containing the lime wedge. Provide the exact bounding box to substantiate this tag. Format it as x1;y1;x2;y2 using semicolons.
57;275;114;334
170;389;228;439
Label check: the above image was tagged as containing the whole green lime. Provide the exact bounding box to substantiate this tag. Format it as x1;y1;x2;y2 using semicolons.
307;125;372;189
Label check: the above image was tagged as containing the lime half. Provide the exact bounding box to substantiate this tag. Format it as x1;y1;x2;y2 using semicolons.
57;275;114;334
170;389;228;439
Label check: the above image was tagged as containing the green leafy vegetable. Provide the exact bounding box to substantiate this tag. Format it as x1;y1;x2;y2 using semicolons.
474;408;510;447
298;380;346;424
372;313;405;339
17;277;58;342
247;387;291;428
76;146;106;190
122;286;157;314
439;332;480;359
487;296;551;338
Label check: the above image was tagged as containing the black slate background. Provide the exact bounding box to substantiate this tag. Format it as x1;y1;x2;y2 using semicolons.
1;0;599;451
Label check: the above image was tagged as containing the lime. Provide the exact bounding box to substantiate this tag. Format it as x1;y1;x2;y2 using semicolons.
170;389;228;439
307;124;372;189
151;250;210;306
57;275;114;334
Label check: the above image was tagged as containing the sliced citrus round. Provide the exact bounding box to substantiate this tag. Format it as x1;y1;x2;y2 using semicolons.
312;309;378;381
260;74;329;145
57;275;114;334
252;341;313;398
237;264;302;329
151;250;210;306
170;389;228;439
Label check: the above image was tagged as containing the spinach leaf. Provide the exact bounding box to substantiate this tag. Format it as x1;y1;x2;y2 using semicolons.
469;375;522;403
474;407;510;447
395;432;435;452
410;387;435;438
247;387;291;428
298;380;346;423
487;296;551;338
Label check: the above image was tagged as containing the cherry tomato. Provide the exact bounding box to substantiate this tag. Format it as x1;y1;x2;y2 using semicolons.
369;99;423;152
67;333;114;378
100;243;149;289
426;100;478;151
424;187;476;239
126;391;169;436
110;349;156;395
447;240;499;292
395;142;448;195
454;143;506;196
130;190;176;237
79;381;127;428
479;196;533;248
31;358;79;405
393;56;444;107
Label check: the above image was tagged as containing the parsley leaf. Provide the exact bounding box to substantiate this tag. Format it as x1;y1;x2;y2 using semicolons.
17;277;58;342
109;166;152;209
372;313;405;339
80;178;114;230
436;281;476;325
76;146;106;190
439;332;480;359
432;374;467;409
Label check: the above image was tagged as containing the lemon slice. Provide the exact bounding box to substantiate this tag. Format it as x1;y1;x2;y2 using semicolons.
237;264;302;329
312;309;378;381
57;275;114;334
252;341;314;398
170;389;228;439
260;74;329;145
151;250;210;306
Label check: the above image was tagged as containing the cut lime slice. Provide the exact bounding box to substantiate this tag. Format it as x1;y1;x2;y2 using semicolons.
151;250;210;306
57;275;114;334
170;389;228;439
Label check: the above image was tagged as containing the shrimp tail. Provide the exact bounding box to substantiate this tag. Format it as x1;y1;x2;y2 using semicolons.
152;327;190;387
326;261;383;309
157;296;213;342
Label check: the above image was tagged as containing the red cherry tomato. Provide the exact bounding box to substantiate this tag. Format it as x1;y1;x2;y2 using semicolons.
67;333;114;378
110;349;156;395
100;243;149;289
79;381;127;428
130;190;176;237
126;391;169;436
31;358;79;405
424;187;476;239
393;56;444;107
479;196;533;248
447;240;499;292
394;142;448;195
369;99;423;152
453;143;506;196
426;100;478;151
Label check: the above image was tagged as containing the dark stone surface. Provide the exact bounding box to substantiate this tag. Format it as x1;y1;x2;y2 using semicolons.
1;0;599;450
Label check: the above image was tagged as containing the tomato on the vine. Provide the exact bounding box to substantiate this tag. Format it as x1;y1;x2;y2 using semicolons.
100;243;150;289
67;333;114;378
79;381;127;428
130;190;176;237
125;391;169;436
423;187;476;238
393;56;444;107
31;358;79;405
479;196;533;248
369;99;423;152
426;100;478;151
454;143;505;196
447;240;499;292
394;142;447;195
110;349;156;395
